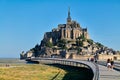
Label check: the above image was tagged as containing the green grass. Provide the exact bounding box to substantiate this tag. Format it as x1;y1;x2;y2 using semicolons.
0;64;93;80
0;64;66;80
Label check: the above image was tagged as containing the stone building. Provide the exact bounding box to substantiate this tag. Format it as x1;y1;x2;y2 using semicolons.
42;8;89;45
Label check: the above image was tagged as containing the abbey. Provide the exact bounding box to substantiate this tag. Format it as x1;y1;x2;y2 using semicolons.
42;8;89;45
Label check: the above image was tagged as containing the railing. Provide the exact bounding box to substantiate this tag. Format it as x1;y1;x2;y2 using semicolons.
93;62;99;80
27;58;99;80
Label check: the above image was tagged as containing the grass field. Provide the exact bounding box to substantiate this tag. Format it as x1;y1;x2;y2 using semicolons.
0;64;66;80
0;58;93;80
0;63;93;80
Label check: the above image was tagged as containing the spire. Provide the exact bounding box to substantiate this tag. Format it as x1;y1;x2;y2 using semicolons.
67;7;71;22
68;7;71;19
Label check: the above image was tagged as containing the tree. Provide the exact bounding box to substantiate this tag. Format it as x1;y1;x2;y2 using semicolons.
76;47;82;54
96;42;103;47
76;40;83;47
76;34;87;47
29;44;41;57
45;41;53;48
87;39;93;45
57;39;67;50
77;34;86;41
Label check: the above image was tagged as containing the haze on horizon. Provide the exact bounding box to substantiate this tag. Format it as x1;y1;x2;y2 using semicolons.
0;0;120;58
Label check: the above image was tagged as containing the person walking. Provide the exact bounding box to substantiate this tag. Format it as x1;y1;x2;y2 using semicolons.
111;58;114;69
107;58;111;70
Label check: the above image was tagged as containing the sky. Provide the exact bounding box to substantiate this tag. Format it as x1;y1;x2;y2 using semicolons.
0;0;120;58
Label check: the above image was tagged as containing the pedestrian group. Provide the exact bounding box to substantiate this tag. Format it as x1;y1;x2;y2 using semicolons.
107;58;114;70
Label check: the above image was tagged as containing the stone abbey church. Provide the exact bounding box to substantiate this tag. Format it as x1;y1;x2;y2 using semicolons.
20;9;120;60
42;8;89;44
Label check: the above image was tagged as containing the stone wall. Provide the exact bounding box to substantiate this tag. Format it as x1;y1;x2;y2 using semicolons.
98;54;120;60
66;54;120;60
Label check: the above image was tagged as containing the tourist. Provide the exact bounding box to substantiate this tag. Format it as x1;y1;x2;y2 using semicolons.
87;58;90;61
6;64;9;67
90;58;94;62
95;59;97;63
110;58;114;69
107;58;111;70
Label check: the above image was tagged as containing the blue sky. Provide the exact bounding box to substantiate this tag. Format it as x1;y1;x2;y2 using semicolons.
0;0;120;58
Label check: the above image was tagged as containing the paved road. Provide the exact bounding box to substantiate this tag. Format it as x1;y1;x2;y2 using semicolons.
98;60;120;71
99;64;120;80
